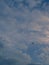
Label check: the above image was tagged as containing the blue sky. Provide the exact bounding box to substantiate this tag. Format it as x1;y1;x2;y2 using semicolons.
0;0;49;65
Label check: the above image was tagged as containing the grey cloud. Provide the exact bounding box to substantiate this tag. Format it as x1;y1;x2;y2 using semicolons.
0;0;49;64
38;46;49;64
3;0;45;12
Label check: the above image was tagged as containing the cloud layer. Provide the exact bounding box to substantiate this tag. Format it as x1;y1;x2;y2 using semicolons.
0;0;49;65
